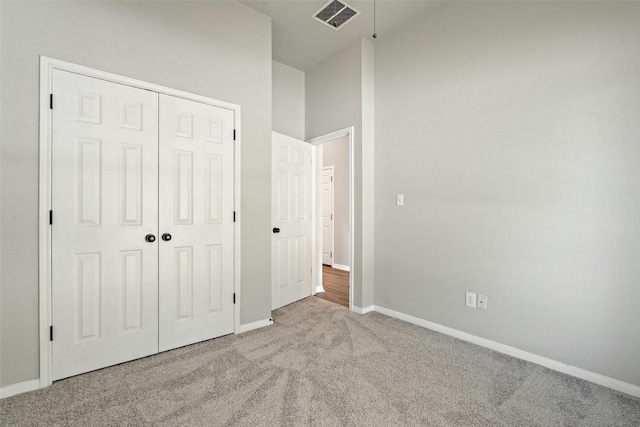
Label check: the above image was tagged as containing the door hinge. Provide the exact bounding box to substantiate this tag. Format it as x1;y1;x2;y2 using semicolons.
331;176;333;182
49;210;53;225
233;129;236;141
330;252;333;258
233;293;236;304
49;94;53;110
233;211;236;222
50;326;53;342
331;214;333;220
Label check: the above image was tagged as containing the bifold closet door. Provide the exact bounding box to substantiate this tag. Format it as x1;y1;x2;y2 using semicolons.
51;70;159;380
158;94;235;352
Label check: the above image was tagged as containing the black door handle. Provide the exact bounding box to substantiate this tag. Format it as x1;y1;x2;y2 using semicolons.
272;227;280;234
162;233;172;241
145;234;156;243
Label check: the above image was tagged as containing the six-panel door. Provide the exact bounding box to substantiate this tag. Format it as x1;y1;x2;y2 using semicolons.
51;70;160;380
271;132;312;310
322;167;334;266
158;95;235;351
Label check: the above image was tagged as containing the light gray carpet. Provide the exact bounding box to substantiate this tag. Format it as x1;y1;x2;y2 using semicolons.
2;297;639;426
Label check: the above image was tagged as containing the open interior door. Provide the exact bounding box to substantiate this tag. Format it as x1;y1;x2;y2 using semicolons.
271;132;312;310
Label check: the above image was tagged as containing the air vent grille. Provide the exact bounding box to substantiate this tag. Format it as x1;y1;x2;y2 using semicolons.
315;0;345;22
313;0;360;30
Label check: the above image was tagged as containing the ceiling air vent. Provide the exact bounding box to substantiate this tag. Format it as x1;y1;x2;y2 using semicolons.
313;0;361;30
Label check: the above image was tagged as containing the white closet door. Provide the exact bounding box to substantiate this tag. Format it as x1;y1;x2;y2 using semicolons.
271;132;312;310
51;70;159;380
158;95;235;352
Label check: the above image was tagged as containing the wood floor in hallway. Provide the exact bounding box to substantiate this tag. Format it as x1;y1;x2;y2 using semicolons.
315;265;349;308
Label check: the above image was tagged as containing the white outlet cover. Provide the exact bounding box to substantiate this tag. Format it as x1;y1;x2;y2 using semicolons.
465;292;477;308
396;194;404;206
477;294;488;310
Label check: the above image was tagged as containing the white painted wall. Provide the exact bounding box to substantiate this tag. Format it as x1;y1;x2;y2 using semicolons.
306;39;374;309
272;60;305;140
321;136;350;267
361;38;375;307
374;1;640;386
0;0;272;387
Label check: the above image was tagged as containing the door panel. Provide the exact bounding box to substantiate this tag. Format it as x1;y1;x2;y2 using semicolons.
52;70;159;380
174;151;194;224
276;171;290;221
158;95;235;352
205;245;223;312
272;132;312;310
295;236;308;284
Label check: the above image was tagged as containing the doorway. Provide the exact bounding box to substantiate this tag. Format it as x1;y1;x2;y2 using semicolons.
309;127;354;310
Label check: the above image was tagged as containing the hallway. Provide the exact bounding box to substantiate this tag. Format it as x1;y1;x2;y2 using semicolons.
315;265;349;308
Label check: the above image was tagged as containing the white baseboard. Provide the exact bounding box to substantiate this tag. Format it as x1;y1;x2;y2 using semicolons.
352;305;375;314
0;379;40;399
373;305;640;398
333;264;350;272
235;318;274;334
314;285;325;294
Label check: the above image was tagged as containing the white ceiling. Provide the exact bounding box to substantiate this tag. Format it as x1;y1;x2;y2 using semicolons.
239;0;442;71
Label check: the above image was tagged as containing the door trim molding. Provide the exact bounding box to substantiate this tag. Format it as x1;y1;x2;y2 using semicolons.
38;56;242;390
308;127;354;311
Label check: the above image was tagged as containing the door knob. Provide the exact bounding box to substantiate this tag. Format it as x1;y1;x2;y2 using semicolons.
272;227;280;234
145;234;156;243
162;233;172;241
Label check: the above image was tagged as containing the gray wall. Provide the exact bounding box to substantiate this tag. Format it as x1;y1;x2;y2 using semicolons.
0;0;272;387
374;1;640;386
322;136;350;267
272;60;305;140
306;39;374;309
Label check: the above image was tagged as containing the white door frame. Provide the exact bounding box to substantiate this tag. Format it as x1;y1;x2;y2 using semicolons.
321;165;335;268
38;56;242;388
308;127;354;311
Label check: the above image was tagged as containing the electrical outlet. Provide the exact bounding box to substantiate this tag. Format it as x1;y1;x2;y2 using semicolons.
396;194;404;206
465;292;477;308
477;294;488;310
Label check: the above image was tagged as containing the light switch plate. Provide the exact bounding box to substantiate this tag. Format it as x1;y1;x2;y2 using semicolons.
465;292;477;308
396;194;404;206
